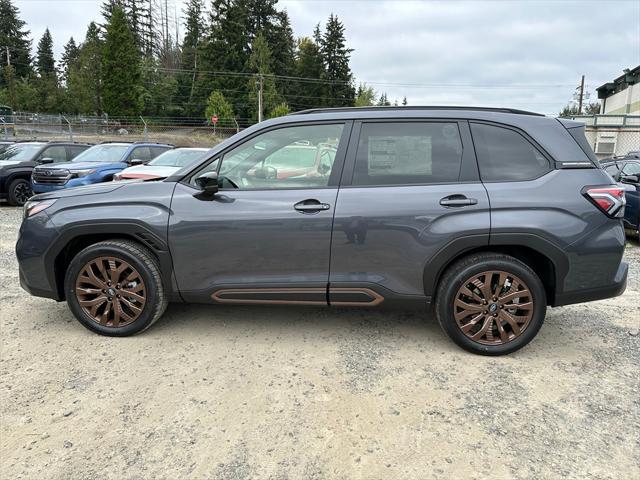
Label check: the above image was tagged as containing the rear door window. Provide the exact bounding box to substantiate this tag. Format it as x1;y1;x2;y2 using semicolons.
352;122;463;186
67;145;88;159
39;145;67;163
128;147;152;162
470;123;550;181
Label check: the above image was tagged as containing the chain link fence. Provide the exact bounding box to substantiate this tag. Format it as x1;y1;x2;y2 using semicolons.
0;112;250;147
568;114;640;159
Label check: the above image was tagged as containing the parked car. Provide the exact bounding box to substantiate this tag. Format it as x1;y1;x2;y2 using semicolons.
16;107;628;355
114;147;209;181
31;142;173;193
0;141;91;206
602;157;640;239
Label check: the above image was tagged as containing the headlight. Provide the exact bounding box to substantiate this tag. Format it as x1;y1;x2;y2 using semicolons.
72;169;96;178
23;199;57;218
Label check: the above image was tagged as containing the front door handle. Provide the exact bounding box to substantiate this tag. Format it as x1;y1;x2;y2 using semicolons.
294;199;331;213
439;195;478;207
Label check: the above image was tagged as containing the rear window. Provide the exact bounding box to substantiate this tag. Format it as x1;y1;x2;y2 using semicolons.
470;123;550;182
352;122;463;186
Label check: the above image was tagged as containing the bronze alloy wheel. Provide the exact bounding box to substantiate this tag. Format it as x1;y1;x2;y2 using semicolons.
453;270;534;345
75;256;146;328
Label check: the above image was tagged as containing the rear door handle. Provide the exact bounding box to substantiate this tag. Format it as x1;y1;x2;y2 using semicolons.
294;199;331;213
439;195;478;207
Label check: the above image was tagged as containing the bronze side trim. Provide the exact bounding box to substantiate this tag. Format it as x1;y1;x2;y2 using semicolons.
210;287;385;306
330;288;384;306
211;288;327;305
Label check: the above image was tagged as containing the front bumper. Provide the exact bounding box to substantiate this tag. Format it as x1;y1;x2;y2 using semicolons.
16;212;63;301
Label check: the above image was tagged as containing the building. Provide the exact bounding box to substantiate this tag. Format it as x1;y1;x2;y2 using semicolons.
596;66;640;115
568;66;640;159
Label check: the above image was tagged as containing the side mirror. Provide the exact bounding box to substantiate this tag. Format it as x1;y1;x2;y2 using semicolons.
194;171;219;195
129;158;146;166
621;174;639;184
39;157;54;164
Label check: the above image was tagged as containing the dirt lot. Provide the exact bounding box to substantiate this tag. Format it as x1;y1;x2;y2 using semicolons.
1;204;638;480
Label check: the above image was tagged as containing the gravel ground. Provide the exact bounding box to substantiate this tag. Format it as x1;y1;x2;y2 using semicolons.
1;204;639;480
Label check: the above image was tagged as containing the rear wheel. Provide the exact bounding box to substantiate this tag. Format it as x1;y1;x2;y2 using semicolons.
435;253;546;355
64;240;167;336
7;178;32;206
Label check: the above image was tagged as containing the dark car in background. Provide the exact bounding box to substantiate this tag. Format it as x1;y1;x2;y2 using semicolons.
31;141;173;193
602;156;640;239
0;141;91;206
16;107;628;356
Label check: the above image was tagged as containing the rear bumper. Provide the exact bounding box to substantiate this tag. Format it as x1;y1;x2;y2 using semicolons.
554;261;628;306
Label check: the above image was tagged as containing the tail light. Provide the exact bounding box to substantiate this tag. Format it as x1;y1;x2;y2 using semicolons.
583;186;625;218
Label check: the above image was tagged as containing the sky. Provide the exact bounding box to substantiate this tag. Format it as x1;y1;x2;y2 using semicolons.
14;0;640;115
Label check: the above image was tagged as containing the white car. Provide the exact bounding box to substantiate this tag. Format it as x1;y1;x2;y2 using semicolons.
114;147;209;181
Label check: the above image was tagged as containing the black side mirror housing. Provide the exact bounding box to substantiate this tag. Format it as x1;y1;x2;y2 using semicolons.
621;174;639;184
39;157;54;164
195;171;219;196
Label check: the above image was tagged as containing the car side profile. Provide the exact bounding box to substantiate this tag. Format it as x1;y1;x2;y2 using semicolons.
16;107;628;355
31;141;173;193
0;141;91;205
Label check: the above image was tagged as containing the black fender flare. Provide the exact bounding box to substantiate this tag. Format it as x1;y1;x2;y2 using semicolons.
44;221;180;301
423;232;568;300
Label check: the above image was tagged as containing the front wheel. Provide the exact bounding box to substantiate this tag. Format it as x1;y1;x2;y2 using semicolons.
64;240;168;336
7;178;33;206
435;253;547;355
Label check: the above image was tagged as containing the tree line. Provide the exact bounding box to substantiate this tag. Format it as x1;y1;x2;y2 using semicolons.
0;0;404;126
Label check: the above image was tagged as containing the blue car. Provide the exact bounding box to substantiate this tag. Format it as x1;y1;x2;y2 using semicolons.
602;156;640;239
31;142;173;193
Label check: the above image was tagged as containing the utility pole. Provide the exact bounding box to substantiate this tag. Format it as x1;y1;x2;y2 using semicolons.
578;75;585;114
257;75;264;123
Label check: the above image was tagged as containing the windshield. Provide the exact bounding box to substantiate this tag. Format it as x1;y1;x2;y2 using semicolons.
148;149;207;167
72;144;130;163
0;144;43;162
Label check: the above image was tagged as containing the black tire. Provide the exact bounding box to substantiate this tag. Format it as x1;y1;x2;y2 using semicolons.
7;177;32;206
435;252;547;356
64;240;168;336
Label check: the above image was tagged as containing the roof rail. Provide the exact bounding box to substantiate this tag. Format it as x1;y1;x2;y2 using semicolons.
288;106;545;117
99;140;133;144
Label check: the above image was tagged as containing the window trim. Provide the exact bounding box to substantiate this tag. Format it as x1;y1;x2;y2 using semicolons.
339;119;478;188
184;120;353;192
469;120;554;183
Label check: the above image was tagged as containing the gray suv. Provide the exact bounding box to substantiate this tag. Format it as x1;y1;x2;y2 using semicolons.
15;107;628;355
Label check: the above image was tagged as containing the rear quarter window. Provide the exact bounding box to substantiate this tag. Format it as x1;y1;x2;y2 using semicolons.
470;123;550;182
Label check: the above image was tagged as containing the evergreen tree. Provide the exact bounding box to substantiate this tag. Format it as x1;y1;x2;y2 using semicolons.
268;102;289;118
60;37;79;85
204;90;235;127
68;22;104;114
320;14;354;107
377;92;390;106
102;5;143;115
267;10;295;97
34;28;60;112
36;28;55;76
355;83;376;106
294;36;325;109
0;0;32;86
196;0;252;119
176;0;205;115
246;33;280;121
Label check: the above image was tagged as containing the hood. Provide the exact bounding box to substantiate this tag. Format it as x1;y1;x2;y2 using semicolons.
31;182;126;200
118;165;181;179
35;160;125;171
